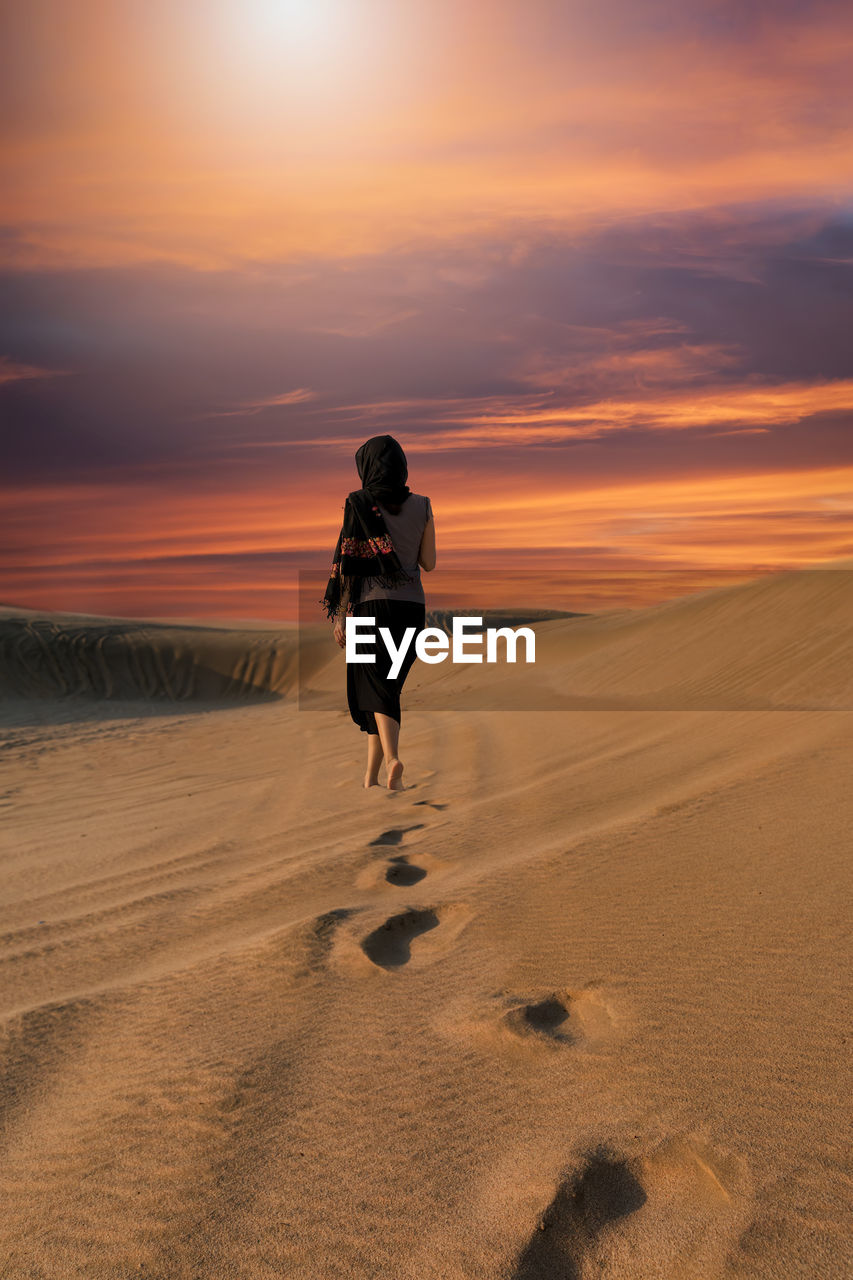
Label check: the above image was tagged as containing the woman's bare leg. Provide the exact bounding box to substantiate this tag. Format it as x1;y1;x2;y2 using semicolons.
364;732;383;788
375;712;403;789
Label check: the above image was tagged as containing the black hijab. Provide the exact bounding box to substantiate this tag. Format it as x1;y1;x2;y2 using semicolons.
323;435;413;619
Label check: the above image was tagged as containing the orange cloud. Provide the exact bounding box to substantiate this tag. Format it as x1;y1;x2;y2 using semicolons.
2;1;853;269
0;356;67;384
3;465;852;619
213;375;853;450
207;387;317;418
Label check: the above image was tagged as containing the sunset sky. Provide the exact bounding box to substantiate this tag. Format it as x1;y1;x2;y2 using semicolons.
2;0;853;618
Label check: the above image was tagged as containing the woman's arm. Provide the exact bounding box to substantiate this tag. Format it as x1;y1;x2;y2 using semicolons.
332;583;350;648
418;502;436;572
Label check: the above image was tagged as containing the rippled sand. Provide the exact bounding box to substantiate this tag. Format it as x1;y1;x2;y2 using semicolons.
1;569;851;1277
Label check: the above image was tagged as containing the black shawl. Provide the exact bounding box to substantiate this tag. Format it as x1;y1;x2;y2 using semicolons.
323;435;413;619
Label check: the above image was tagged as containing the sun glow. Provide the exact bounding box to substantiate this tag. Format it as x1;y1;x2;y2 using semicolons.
239;0;352;63
206;0;411;95
149;0;432;151
254;0;343;42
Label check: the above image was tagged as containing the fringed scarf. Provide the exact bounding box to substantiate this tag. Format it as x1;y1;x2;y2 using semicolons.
323;435;413;619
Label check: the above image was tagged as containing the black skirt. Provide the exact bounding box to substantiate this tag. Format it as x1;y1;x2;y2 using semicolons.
347;598;426;734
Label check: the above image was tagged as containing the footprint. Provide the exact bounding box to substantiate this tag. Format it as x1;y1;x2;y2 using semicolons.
513;1149;646;1279
361;909;440;969
413;800;448;811
513;1137;748;1279
368;824;425;847
505;994;573;1042
354;849;443;893
502;985;621;1049
385;856;428;887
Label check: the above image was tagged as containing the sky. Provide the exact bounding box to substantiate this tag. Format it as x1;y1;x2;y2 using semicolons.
2;0;853;619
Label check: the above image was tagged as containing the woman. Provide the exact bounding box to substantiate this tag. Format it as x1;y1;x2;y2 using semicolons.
324;435;436;790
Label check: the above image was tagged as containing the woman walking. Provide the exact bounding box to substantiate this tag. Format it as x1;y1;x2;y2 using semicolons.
324;436;436;790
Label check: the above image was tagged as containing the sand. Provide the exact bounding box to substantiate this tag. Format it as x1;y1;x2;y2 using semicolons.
1;568;851;1278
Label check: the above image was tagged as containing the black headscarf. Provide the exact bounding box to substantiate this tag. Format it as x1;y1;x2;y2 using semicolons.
322;435;413;619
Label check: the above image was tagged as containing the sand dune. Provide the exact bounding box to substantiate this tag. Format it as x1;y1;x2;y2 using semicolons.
4;567;851;711
1;569;851;1277
0;608;299;702
303;565;853;711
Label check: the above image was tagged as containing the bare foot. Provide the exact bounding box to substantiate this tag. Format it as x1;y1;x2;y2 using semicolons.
364;775;380;789
386;758;404;791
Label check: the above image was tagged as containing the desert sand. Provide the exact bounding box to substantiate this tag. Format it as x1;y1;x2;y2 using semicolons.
1;567;851;1278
